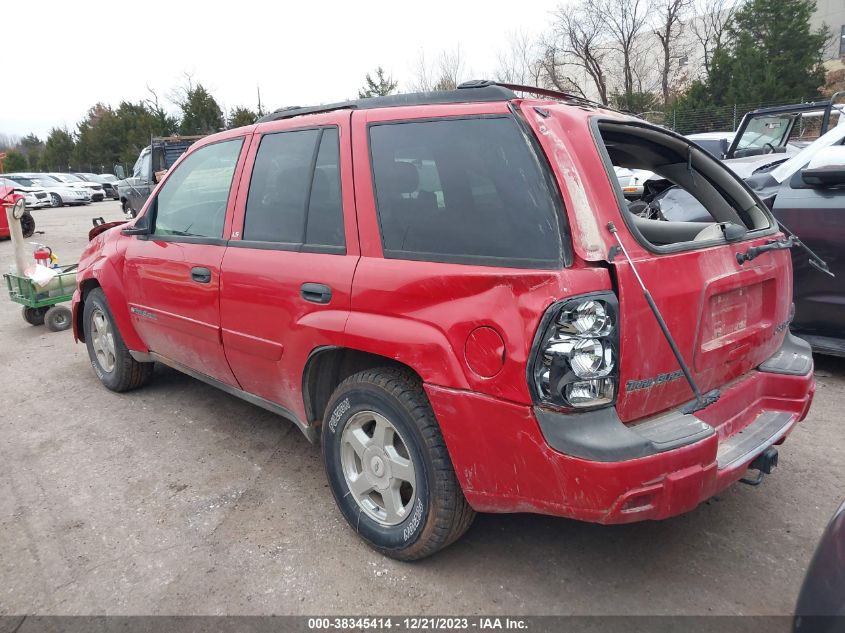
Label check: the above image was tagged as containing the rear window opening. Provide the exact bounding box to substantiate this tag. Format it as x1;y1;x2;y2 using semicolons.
596;121;772;249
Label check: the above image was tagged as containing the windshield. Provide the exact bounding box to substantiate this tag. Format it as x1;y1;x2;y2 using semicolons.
52;173;84;183
735;115;794;152
6;176;37;186
770;123;845;183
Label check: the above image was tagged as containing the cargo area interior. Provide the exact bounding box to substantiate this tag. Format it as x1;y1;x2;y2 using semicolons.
597;121;771;247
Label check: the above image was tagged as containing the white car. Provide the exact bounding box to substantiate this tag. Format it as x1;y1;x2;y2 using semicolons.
47;172;106;201
3;174;91;206
0;177;51;209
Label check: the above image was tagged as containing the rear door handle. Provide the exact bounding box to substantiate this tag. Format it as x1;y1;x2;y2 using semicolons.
191;267;212;284
300;283;332;304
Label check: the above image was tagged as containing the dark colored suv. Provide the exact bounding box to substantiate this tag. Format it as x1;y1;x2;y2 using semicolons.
73;82;815;560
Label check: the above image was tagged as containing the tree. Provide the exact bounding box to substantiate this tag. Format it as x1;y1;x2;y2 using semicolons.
40;127;75;171
228;107;258;128
3;149;27;172
689;0;737;77
172;78;224;135
495;30;544;86
654;0;693;105
19;133;44;170
697;0;828;105
599;0;653;108
545;2;609;103
358;67;398;98
410;47;467;92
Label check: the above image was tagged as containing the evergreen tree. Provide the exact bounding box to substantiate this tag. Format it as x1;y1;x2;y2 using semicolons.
228;107;258;128
358;67;398;98
19;133;43;170
39;128;75;171
177;83;225;135
3;150;28;172
681;0;828;107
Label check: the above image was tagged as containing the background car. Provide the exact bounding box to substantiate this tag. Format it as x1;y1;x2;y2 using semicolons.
74;172;119;200
47;172;105;201
2;173;90;206
0;176;51;209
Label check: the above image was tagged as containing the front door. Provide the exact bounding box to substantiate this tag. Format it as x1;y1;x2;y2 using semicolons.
219;112;359;417
123;135;248;387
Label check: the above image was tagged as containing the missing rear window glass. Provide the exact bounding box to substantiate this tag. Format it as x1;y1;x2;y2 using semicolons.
597;121;771;249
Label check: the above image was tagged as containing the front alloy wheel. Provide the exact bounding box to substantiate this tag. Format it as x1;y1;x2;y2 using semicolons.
90;307;116;372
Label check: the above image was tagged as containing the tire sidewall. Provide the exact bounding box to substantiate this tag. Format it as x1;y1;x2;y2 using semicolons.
323;383;433;554
82;290;125;389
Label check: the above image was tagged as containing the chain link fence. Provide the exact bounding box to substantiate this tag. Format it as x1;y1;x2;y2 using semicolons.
640;96;830;137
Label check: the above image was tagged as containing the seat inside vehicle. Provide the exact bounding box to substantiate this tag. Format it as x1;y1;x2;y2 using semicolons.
598;122;770;248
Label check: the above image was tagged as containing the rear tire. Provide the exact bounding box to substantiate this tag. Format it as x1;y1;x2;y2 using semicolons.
83;288;153;392
22;306;47;326
44;305;72;332
322;367;475;560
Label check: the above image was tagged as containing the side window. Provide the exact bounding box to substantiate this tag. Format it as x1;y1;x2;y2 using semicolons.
152;138;243;239
243;126;345;250
369;116;563;268
140;151;152;183
132;151;146;179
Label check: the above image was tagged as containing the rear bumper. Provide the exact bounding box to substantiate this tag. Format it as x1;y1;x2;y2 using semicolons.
427;335;814;524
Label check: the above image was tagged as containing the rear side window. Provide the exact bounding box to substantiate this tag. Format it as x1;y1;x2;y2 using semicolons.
369;116;563;268
243;127;345;251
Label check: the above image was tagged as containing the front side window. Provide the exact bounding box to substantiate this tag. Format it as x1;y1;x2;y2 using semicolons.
243;127;345;250
369;116;563;268
152;138;243;239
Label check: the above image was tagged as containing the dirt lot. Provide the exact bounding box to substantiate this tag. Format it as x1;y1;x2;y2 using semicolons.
0;201;843;616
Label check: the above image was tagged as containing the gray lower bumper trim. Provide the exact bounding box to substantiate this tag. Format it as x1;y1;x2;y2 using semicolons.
758;332;813;376
716;411;793;470
535;406;713;462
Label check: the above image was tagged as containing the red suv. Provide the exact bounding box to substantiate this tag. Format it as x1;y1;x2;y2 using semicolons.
73;82;815;560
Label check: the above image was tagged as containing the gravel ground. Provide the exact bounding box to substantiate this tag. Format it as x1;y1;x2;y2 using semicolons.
1;201;843;616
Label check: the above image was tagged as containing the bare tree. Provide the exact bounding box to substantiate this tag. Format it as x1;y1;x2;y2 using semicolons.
545;1;612;104
689;0;737;76
410;46;469;92
654;0;693;105
495;30;544;86
599;0;654;107
435;45;467;90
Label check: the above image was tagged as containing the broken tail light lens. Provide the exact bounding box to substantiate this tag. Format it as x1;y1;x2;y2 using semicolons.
530;293;619;409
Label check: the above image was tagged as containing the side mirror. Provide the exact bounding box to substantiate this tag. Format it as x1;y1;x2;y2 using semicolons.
113;164;125;180
800;146;845;187
121;214;151;236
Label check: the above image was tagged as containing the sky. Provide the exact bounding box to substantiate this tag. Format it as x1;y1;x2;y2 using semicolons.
1;0;563;139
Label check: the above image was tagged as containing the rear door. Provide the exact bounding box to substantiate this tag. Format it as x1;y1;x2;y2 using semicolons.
219;112;358;417
522;106;792;422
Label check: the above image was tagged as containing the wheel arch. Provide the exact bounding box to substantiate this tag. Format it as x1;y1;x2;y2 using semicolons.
75;264;147;352
302;347;425;429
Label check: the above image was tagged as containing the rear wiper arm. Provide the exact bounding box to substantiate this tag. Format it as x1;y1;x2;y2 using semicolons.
736;219;833;277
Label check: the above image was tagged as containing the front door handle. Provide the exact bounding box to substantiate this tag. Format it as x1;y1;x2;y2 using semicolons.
191;267;212;284
300;283;332;304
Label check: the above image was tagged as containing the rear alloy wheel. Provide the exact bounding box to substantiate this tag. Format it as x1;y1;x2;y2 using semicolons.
322;367;475;560
49;193;62;207
44;305;72;332
83;288;153;392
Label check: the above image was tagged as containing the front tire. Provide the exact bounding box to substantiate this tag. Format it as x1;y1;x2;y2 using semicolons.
83;288;153;392
322;367;474;560
122;199;135;218
49;193;62;207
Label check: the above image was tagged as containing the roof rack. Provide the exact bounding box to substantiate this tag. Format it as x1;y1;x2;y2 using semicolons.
257;83;518;123
256;80;625;124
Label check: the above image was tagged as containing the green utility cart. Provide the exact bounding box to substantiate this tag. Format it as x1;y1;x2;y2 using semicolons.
3;264;77;332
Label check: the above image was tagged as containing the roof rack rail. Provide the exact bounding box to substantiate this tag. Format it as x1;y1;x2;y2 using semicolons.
257;83;518;123
256;79;628;124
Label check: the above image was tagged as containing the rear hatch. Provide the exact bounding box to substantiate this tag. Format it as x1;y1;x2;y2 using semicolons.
520;102;792;422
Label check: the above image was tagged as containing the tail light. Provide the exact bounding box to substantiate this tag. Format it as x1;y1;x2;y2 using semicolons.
529;292;619;410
